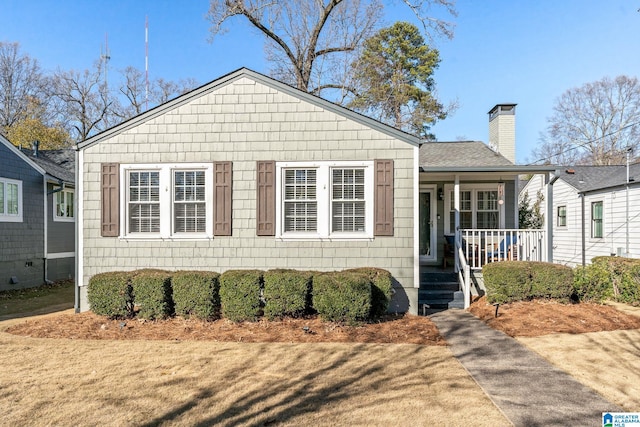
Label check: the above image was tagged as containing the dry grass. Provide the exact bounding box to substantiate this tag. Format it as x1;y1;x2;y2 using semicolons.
518;303;640;411
0;312;509;427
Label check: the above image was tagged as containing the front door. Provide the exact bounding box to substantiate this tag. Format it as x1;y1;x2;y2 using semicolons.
419;189;437;263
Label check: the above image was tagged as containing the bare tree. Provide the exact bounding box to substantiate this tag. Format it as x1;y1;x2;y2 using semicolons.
151;77;198;105
532;75;640;165
48;60;112;141
113;66;147;120
207;0;456;100
0;42;46;132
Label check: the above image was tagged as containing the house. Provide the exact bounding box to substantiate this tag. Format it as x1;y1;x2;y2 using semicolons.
75;68;555;314
0;136;75;290
521;164;640;266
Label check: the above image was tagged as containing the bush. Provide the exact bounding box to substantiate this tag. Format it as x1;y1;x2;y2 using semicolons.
573;264;613;303
172;271;221;320
346;267;393;318
529;262;574;301
220;270;263;322
87;271;134;319
131;270;173;320
591;257;640;305
312;272;371;324
484;261;575;304
482;261;531;304
263;269;312;320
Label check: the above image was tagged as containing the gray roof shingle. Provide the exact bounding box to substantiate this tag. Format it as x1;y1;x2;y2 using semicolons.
558;164;640;193
20;148;75;184
420;141;513;168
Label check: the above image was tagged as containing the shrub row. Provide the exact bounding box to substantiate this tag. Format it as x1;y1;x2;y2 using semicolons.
482;261;574;304
87;267;394;323
574;257;640;304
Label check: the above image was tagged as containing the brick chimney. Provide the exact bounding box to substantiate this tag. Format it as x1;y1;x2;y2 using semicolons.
488;104;516;164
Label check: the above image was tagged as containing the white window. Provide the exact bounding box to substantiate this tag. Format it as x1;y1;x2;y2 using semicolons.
276;161;374;239
0;177;23;222
122;164;213;238
54;189;75;221
444;185;504;233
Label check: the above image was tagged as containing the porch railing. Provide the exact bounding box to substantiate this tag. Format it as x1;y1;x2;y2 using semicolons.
455;242;471;309
458;229;547;270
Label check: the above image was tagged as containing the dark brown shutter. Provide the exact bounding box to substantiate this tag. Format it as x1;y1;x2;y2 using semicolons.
213;161;232;236
101;163;120;237
256;161;275;236
374;159;394;236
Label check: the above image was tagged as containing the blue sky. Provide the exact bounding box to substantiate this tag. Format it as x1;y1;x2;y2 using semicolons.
2;1;639;163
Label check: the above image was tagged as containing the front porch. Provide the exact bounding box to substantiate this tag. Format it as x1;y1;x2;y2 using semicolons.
419;228;547;312
415;167;555;313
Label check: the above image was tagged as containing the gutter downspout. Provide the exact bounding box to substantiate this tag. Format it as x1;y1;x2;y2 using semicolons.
581;193;586;267
43;177;48;284
546;171;561;263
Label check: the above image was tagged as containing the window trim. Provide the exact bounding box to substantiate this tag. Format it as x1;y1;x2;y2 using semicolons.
444;183;505;233
591;200;603;239
120;163;213;239
0;177;23;223
53;188;75;222
556;205;567;227
275;161;374;240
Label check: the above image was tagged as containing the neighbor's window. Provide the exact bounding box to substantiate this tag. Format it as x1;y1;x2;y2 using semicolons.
54;189;75;221
591;201;603;238
277;161;373;238
124;164;212;237
557;205;567;227
0;177;22;222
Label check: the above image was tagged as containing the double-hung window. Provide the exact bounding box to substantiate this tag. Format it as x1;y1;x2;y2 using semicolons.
54;188;75;221
0;177;22;222
445;185;503;233
283;169;317;232
557;206;567;227
591;201;603;238
476;190;499;228
276;161;373;239
123;164;212;238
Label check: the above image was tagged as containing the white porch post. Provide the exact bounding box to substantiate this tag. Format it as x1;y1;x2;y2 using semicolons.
454;175;460;272
545;172;555;263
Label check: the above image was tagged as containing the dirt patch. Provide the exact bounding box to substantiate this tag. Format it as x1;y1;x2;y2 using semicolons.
5;311;445;345
469;296;640;337
6;297;640;343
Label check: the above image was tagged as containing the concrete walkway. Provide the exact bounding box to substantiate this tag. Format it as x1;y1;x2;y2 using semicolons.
430;309;622;427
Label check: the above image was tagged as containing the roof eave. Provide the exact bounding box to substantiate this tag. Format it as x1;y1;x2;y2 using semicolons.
420;165;558;173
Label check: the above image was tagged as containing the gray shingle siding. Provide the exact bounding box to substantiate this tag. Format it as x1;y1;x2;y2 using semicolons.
0;142;45;290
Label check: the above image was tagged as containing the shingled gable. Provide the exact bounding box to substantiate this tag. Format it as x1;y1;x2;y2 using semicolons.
77;67;421;150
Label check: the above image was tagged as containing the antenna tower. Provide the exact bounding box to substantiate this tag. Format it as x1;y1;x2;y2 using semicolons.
101;33;111;88
145;16;149;110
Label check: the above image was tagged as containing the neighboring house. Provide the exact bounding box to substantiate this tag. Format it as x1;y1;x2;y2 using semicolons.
0;136;75;290
75;68;554;314
521;164;640;266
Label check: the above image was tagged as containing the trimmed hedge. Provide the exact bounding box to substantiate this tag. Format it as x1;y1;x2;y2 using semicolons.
529;262;574;301
312;271;371;324
586;257;640;305
220;270;263;322
172;271;221;320
483;261;573;304
131;270;173;320
87;271;134;319
263;269;312;320
573;264;613;303
346;267;393;317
